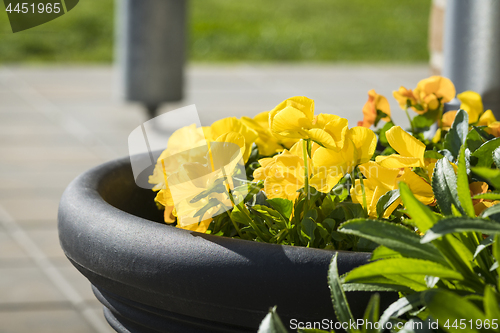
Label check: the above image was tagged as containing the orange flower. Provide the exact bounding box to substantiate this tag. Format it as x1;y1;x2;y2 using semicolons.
358;89;391;128
393;76;455;114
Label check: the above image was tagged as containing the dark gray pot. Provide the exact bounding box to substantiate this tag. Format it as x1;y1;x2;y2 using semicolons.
58;156;395;333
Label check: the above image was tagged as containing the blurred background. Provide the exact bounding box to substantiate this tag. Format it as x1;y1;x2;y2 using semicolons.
0;0;435;332
0;0;431;63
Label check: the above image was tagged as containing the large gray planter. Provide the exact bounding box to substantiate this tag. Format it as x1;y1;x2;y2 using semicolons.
58;155;394;332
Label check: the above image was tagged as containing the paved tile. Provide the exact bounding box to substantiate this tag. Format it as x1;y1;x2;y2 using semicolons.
0;309;96;333
0;198;60;223
22;228;66;260
0;267;66;304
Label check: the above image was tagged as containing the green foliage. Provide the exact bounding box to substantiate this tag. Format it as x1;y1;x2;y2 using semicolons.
444;109;469;160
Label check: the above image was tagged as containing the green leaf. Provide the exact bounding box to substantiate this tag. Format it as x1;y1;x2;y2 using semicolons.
432;158;463;216
471;167;500;189
494;235;500;285
473;192;500;200
371;245;402;261
300;210;317;244
339;219;448;266
344;258;464;283
480;203;500;220
376;189;400;218
466;127;487;152
399;182;439;233
424;150;444;160
493;147;500;169
379;121;395;147
231;203;253;225
473;235;495;260
484;284;500;320
422;289;487;333
362;294;380;333
266;198;293;220
421;217;500;243
457;145;475;218
444;109;469;160
378;293;424;329
328;253;355;327
413;109;440;131
257;306;288;333
471;137;500;167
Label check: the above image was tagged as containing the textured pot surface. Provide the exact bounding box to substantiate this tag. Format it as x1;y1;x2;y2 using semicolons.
58;156;394;333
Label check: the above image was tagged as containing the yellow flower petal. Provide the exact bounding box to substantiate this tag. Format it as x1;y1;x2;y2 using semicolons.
176;218;212;233
349;127;377;164
270;106;313;138
416;76;456;103
398;169;434;205
307;128;337;149
477;110;496;126
358;161;400;190
458;91;483;123
376;155;423;169
384;126;425;165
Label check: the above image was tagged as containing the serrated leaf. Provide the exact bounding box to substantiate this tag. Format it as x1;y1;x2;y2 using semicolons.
376;189;400;218
399;182;439;233
339;219;447;266
493;147;500;169
421;217;500;243
444;109;469;159
432;158;463;216
422;289;487;333
457;145;475;217
328;253;355;326
257;306;288;333
267;198;293;220
344;258;464;283
471;137;500;167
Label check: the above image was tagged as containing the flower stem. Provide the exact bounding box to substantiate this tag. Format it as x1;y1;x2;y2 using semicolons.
356;166;368;217
302;139;310;203
405;107;415;134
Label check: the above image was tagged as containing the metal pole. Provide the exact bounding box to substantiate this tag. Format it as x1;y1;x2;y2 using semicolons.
442;0;500;115
116;0;186;118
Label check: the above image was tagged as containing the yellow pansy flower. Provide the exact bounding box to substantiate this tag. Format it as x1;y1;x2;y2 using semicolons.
254;146;312;201
376;126;425;169
358;90;391;128
311;127;376;193
241;112;285;156
210;117;258;162
269;96;315;139
351;162;401;218
308;113;349;150
351;161;434;218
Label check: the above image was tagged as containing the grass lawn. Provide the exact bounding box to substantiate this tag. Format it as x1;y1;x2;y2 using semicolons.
0;0;431;64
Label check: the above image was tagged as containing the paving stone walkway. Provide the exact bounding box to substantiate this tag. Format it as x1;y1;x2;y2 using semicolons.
0;64;429;333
